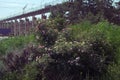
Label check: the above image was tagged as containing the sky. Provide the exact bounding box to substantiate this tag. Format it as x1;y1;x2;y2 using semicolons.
0;0;119;20
0;0;64;19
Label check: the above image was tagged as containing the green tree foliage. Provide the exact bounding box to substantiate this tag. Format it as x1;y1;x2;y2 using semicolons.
50;0;120;25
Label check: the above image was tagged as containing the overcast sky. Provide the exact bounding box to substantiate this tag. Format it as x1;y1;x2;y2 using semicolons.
0;0;119;19
0;0;64;19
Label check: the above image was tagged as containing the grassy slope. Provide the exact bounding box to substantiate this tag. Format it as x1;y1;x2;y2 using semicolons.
1;20;120;80
69;20;120;79
0;34;36;55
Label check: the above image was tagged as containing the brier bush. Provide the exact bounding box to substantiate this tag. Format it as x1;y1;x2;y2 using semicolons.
54;16;65;31
36;22;58;47
1;20;120;80
47;36;114;80
31;21;115;80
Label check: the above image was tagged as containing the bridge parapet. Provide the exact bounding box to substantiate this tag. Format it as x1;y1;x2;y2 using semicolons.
0;0;69;36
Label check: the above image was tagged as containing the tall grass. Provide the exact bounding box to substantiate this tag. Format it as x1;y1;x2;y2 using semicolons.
0;34;36;55
69;20;120;80
1;20;120;80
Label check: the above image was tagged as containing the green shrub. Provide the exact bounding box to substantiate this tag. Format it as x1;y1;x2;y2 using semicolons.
54;16;65;31
22;62;40;80
65;21;120;79
2;71;21;80
36;22;58;47
1;20;120;80
0;34;36;55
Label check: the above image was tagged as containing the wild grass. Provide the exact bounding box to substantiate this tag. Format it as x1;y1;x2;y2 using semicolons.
69;20;120;80
0;34;36;55
1;20;120;80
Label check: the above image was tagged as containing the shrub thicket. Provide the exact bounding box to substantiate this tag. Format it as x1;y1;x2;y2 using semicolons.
1;20;120;80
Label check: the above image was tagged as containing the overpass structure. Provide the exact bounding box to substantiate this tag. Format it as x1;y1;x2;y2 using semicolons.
0;0;69;36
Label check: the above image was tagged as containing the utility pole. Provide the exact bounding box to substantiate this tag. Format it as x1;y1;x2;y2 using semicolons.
23;4;28;14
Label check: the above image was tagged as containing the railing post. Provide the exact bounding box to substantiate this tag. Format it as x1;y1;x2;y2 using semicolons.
11;21;14;36
41;14;47;20
0;22;1;29
13;20;16;36
1;23;3;29
5;22;7;29
7;22;10;35
32;16;37;30
19;19;25;35
18;19;21;36
14;20;19;36
2;22;4;29
25;18;30;35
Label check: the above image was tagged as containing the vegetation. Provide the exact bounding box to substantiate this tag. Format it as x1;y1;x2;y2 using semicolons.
51;0;120;25
0;34;36;55
0;20;120;80
0;0;120;80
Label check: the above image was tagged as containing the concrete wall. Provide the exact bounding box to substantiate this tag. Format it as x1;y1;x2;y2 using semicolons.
0;14;47;36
